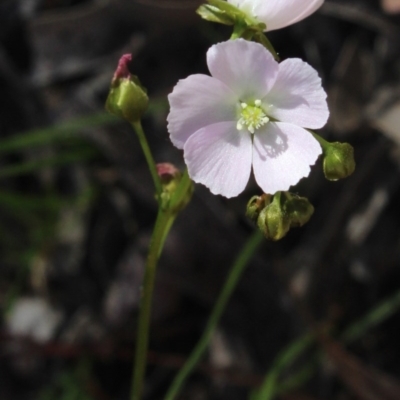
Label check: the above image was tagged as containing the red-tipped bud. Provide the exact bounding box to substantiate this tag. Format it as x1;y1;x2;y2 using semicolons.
106;54;148;123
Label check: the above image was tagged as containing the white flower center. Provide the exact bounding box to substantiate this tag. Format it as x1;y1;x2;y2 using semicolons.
236;99;269;134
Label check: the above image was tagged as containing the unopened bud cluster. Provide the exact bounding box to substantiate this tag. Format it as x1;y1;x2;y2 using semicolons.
247;192;314;241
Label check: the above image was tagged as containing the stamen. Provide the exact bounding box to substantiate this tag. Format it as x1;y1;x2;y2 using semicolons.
236;100;269;133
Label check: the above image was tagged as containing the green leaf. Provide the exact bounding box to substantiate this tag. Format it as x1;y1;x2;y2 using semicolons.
0;149;98;180
0;113;118;153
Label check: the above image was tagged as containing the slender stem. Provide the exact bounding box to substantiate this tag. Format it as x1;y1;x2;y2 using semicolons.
342;288;400;344
254;334;314;400
131;209;176;400
255;287;400;399
157;170;192;256
230;27;280;61
132;121;163;199
309;130;330;148
260;34;279;61
276;360;316;395
230;21;248;39
165;230;264;400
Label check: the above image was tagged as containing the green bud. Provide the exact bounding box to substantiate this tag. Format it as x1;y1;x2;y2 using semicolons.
157;164;193;214
257;193;290;241
323;142;356;181
157;163;182;195
283;192;314;228
105;54;148;123
246;194;271;222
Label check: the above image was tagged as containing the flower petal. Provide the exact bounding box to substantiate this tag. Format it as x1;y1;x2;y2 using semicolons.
253;122;321;194
167;74;237;149
265;58;329;129
207;39;278;100
184;121;252;198
228;0;323;31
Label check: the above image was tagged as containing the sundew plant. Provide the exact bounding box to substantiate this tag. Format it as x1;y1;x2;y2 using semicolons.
105;0;356;399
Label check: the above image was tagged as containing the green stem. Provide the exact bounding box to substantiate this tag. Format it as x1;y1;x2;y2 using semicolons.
253;334;314;400
0;149;98;179
132;121;162;200
309;130;330;148
131;208;176;400
258;34;279;61
256;287;400;399
165;230;264;400
155;169;192;256
230;21;248;39
0;112;118;153
342;289;400;344
275;359;316;395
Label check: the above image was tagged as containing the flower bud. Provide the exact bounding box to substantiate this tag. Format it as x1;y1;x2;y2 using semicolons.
322;142;355;181
105;54;148;123
157;163;182;194
157;163;193;214
246;194;272;222
284;192;314;228
257;193;290;241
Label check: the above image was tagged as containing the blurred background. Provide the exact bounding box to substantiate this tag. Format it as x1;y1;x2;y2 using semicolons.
1;0;400;399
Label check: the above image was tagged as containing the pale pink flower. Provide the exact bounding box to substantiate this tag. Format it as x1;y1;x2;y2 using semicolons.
167;39;329;198
227;0;324;31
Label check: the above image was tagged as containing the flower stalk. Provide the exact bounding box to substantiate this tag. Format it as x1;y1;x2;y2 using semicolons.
310;131;355;181
253;31;280;60
132;121;163;200
165;230;264;400
104;58;193;399
130;167;192;400
131;207;177;400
